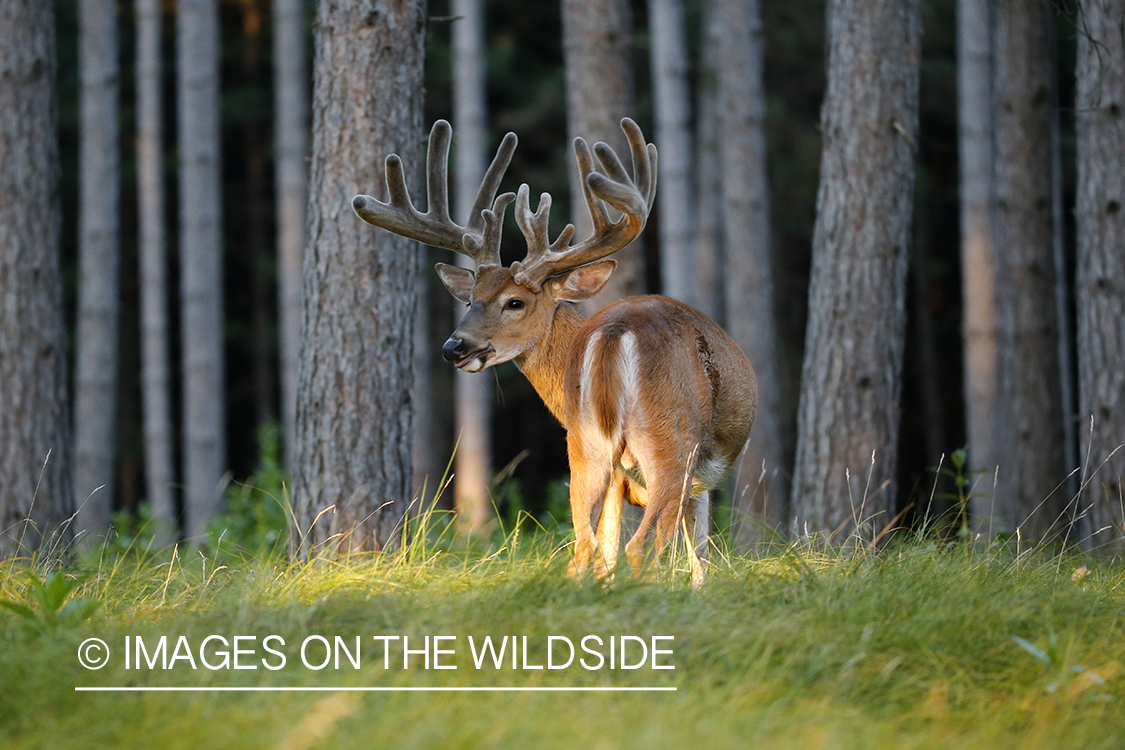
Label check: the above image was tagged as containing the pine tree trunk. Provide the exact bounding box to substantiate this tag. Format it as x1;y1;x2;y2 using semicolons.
0;0;73;556
274;0;308;475
177;0;226;542
989;0;1066;540
648;0;696;307
791;0;922;541
136;0;177;543
452;0;493;534
957;0;1000;521
73;0;120;541
292;0;426;556
1075;0;1125;549
693;0;724;323
715;0;785;535
560;0;643;305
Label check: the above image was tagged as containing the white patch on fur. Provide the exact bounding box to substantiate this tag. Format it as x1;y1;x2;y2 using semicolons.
617;331;641;429
576;331;618;461
695;455;728;489
579;330;602;409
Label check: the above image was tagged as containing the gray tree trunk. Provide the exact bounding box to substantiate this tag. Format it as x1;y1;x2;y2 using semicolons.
273;0;308;476
560;0;643;306
1075;0;1125;549
715;0;785;536
452;0;493;534
957;0;1000;524
790;0;922;542
73;0;120;542
0;0;73;556
292;0;426;557
989;0;1066;540
648;0;696;308
694;0;724;323
177;0;226;542
136;0;176;543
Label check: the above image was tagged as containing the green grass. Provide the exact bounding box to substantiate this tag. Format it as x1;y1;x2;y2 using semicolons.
1;527;1123;750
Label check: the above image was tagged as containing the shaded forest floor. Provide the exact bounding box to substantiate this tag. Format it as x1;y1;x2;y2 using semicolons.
1;525;1123;750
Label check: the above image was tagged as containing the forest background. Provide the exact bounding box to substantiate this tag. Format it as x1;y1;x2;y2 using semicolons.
2;0;1120;555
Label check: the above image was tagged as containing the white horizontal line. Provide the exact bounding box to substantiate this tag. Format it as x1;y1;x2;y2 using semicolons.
75;686;676;693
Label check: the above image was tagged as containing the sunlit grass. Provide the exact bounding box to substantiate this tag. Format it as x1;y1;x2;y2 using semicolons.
1;516;1123;750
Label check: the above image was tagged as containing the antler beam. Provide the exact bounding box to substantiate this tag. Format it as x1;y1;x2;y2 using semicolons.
510;117;657;290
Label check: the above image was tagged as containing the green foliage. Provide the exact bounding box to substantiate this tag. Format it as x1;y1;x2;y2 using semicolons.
930;446;993;541
94;502;161;559
208;424;291;558
494;475;525;532
0;571;100;636
491;475;573;536
542;477;573;532
1011;627;1117;705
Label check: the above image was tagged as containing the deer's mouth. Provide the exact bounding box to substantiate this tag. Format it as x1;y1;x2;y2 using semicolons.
455;345;494;372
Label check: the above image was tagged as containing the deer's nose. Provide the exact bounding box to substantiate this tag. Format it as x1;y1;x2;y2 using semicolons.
442;337;467;362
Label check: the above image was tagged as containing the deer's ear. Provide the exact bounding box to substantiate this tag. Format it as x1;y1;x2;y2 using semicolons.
546;259;617;302
435;263;475;305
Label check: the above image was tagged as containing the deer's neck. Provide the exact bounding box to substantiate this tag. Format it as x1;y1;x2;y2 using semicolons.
515;303;586;425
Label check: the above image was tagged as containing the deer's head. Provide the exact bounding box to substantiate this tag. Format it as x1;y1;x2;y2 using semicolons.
352;118;656;372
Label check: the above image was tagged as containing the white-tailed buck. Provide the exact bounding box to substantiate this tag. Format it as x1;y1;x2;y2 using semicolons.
353;118;757;587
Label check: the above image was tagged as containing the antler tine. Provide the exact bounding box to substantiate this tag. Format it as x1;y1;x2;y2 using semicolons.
426;119;454;226
462;191;516;268
510;184;578;288
352;120;519;268
514;183;554;252
587;117;656;218
510;117;656;290
573;137;612;236
466;132;518;237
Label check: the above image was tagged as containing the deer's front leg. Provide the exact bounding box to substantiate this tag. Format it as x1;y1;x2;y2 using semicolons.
685;490;711;590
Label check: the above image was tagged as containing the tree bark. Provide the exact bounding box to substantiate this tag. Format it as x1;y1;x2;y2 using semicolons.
292;0;426;557
791;0;922;541
0;0;73;556
560;0;643;306
274;0;308;475
989;0;1066;540
715;0;785;536
452;0;494;534
73;0;121;541
136;0;177;543
648;0;696;308
177;0;226;542
1075;0;1125;549
957;0;1000;521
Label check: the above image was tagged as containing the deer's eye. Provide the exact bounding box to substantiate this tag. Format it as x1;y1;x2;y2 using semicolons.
505;298;525;310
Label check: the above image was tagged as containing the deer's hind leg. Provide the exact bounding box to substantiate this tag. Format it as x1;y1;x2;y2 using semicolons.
593;469;626;580
623;452;696;580
566;430;615;580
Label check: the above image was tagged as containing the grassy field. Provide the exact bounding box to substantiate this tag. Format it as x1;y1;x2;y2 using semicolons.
1;525;1123;750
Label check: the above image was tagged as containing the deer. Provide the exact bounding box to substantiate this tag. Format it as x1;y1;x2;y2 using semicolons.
352;118;757;588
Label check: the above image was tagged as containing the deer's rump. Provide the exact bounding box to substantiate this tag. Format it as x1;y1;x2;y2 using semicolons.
563;294;758;497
